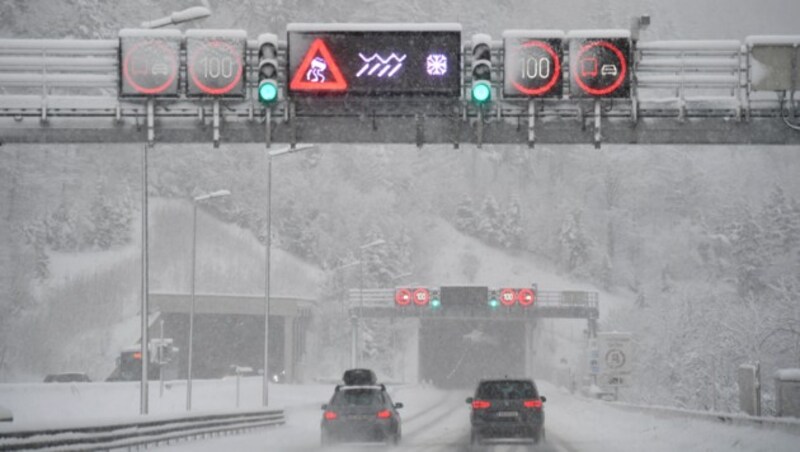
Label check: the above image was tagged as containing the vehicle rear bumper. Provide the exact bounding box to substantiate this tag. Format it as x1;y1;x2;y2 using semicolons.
322;420;395;442
471;419;543;439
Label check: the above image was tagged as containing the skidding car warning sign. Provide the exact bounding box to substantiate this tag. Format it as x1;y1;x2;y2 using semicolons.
289;38;347;92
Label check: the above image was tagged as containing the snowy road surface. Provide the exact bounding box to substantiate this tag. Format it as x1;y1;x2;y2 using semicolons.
149;381;800;452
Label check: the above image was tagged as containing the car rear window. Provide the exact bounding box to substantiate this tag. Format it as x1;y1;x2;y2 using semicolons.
331;389;384;406
477;380;537;399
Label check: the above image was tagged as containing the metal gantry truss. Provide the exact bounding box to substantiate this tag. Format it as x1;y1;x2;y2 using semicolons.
0;36;798;146
347;288;599;321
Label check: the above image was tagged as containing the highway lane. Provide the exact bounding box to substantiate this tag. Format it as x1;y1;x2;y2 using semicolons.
153;385;569;452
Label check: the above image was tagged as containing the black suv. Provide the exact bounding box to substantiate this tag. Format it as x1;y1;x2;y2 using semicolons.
466;378;546;448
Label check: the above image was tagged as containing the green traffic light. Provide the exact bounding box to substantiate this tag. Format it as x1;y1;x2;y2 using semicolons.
471;81;491;104
258;81;278;104
488;298;499;309
431;299;441;309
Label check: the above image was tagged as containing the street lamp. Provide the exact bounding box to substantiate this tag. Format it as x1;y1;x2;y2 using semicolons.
141;6;211;29
137;4;214;416
263;144;316;407
353;239;386;367
187;189;230;411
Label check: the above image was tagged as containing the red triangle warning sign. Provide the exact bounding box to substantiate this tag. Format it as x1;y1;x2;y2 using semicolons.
290;38;348;92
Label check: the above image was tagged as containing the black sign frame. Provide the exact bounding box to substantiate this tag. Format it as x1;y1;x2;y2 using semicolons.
287;27;462;98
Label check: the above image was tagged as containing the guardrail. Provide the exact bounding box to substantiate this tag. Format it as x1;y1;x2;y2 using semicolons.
608;401;800;436
635;40;745;119
0;408;285;451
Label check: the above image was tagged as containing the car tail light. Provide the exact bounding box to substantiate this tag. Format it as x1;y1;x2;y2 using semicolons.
376;409;392;419
324;411;338;420
523;399;543;409
471;400;491;410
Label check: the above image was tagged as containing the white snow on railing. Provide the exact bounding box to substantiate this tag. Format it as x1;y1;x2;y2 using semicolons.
639;40;742;51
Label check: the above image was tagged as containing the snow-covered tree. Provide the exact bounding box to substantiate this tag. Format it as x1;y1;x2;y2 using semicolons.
501;197;524;249
559;209;589;273
477;194;503;246
454;195;477;234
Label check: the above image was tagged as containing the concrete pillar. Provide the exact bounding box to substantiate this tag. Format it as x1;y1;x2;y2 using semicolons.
408;319;420;384
284;317;294;383
524;321;533;377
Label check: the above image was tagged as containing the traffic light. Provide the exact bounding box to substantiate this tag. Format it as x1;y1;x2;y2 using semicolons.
430;288;441;309
257;33;280;105
488;289;500;309
470;34;493;105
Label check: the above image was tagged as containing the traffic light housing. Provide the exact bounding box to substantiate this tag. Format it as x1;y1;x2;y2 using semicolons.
488;289;500;309
430;288;441;309
257;33;280;105
470;34;493;105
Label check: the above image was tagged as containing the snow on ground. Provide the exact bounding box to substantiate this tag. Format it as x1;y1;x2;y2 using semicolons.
3;379;797;451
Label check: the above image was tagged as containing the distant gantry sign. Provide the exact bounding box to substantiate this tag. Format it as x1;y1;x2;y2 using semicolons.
287;23;462;97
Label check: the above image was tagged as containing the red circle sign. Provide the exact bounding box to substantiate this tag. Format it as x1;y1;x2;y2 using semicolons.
573;40;628;96
188;39;245;96
510;40;562;96
122;39;178;95
518;288;536;306
500;288;518;306
395;288;412;306
413;288;430;306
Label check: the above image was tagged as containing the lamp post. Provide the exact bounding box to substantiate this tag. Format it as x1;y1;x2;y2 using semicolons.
137;6;214;416
186;189;230;411
263;144;316;407
141;6;211;29
353;239;386;368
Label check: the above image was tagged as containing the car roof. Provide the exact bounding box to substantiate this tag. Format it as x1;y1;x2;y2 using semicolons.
337;384;385;391
479;378;535;383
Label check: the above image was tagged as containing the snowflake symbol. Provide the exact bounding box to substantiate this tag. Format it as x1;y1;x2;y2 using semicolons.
426;54;448;76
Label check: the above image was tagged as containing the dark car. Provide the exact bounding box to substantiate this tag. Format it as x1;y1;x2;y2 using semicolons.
321;385;403;446
44;372;91;383
466;378;546;448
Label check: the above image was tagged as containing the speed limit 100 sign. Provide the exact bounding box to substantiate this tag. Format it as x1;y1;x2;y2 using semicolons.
503;31;564;98
186;30;247;98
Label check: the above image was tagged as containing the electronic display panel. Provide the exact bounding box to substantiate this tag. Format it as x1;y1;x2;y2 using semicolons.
503;31;564;98
119;29;181;97
288;24;461;97
568;32;631;98
186;30;247;97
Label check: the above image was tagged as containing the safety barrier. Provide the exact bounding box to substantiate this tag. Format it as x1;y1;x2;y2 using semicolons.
0;408;285;451
608;401;800;436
